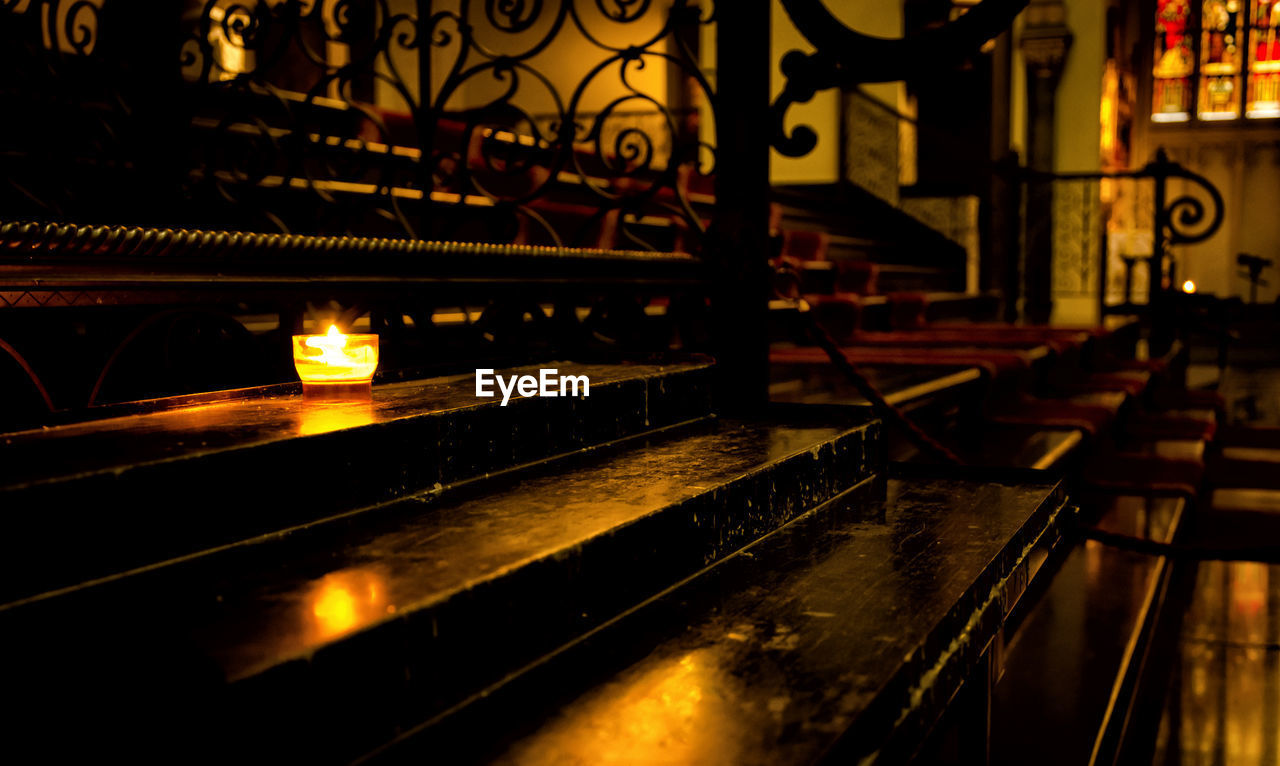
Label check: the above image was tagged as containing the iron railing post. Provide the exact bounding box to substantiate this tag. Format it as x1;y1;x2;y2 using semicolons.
712;3;772;412
1149;149;1174;355
1151;148;1171;307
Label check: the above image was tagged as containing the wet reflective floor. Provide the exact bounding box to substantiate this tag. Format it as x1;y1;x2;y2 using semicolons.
1152;560;1280;766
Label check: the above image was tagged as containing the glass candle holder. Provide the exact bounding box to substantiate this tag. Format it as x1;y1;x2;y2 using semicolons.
292;325;379;400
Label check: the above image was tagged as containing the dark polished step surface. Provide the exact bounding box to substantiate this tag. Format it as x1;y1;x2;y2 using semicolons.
0;359;713;603
2;406;880;764
374;475;1067;766
990;495;1185;766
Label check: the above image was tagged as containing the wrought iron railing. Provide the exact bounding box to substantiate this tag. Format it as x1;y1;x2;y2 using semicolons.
0;0;1052;421
1027;151;1225;311
0;0;724;421
1;0;716;249
835;87;1225;326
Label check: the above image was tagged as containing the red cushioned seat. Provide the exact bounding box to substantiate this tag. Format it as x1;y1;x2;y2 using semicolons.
886;292;930;330
518;201;619;249
835;261;879;295
1104;357;1168;374
780;230;830;262
1077;371;1151;397
846;329;1087;352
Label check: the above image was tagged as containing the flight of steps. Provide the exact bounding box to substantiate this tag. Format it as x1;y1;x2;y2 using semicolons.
0;356;1079;764
762;186;1236;762
393;475;1069;766
767;321;1214;763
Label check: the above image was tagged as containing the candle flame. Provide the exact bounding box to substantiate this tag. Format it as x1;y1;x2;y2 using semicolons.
305;324;352;367
1182;280;1197;294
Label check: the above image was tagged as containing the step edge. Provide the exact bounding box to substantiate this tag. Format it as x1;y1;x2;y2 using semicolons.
226;416;882;682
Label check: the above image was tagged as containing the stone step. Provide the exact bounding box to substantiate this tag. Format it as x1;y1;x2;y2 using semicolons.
0;405;881;763
989;494;1185;766
370;475;1067;765
0;359;713;603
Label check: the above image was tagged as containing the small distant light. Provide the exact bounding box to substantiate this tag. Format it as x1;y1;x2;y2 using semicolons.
1182;280;1197;294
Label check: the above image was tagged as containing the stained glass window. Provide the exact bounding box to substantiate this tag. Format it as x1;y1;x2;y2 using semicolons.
1152;0;1280;121
1154;0;1195;120
1199;0;1243;118
1247;0;1280;117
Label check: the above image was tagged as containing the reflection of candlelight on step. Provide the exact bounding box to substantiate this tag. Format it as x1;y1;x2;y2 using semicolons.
296;401;375;436
307;568;391;642
292;324;378;400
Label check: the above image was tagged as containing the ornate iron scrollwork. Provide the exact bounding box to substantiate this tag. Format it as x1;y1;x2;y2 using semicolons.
172;0;716;248
2;1;716;250
772;0;1028;157
0;2;718;412
1022;147;1225;306
1147;150;1225;247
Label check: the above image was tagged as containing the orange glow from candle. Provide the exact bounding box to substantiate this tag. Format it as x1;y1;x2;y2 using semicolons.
292;325;378;382
1182;280;1197;294
296;401;376;436
307;569;391;641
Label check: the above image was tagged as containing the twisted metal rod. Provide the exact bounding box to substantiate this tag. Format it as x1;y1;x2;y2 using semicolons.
0;220;695;262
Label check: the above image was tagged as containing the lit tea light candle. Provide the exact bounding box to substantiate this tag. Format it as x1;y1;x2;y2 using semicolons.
1182;279;1197;294
292;324;379;400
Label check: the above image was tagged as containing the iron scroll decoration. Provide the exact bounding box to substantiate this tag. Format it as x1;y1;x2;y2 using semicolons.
0;0;717;248
1022;149;1226;249
1150;151;1225;247
772;0;1030;157
173;0;717;248
1015;148;1225;304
